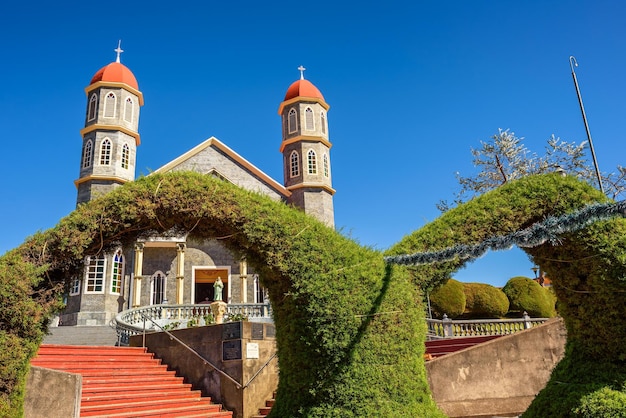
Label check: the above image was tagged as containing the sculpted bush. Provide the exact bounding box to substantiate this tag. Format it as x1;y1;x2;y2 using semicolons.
429;278;466;318
462;282;510;318
502;276;556;318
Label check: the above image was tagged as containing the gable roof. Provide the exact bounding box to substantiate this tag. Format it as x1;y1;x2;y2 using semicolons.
152;136;290;200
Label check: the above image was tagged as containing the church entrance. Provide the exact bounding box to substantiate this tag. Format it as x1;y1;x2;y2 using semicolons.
193;268;229;304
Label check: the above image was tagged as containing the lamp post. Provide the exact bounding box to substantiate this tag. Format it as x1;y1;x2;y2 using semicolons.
531;266;539;279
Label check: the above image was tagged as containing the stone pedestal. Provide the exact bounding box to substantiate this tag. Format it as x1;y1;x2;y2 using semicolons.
210;301;228;324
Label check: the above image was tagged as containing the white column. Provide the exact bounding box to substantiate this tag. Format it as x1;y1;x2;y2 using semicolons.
132;243;144;307
176;243;186;304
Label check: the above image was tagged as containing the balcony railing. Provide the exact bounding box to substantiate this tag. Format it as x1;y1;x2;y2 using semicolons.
426;312;549;338
112;303;272;346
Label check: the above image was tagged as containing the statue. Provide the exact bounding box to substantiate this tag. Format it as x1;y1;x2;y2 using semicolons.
213;277;224;301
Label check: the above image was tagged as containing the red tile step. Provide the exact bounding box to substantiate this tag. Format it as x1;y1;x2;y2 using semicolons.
425;335;502;358
31;344;232;417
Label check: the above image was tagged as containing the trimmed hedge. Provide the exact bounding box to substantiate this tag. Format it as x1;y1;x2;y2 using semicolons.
462;282;509;318
387;173;626;416
1;172;445;417
502;276;556;318
429;278;466;318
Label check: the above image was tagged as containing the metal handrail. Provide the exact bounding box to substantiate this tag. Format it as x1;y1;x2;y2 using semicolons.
242;352;278;389
138;313;243;389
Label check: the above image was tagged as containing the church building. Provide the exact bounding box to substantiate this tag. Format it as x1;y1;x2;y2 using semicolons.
60;45;335;326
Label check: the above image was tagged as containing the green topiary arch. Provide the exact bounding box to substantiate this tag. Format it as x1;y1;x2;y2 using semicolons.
2;171;626;416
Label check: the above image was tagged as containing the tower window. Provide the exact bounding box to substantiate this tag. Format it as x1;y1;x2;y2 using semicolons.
87;94;98;121
321;112;326;135
288;108;297;133
104;92;116;118
100;138;112;165
111;250;124;294
290;151;300;178
85;255;106;293
307;150;317;174
124;97;133;123
82;140;93;168
305;107;314;131
323;153;329;178
151;271;166;305
121;144;130;169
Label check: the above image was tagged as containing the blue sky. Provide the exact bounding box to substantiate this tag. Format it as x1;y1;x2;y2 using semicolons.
1;1;624;287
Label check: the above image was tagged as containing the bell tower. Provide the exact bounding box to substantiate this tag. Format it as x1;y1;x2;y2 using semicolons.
75;41;144;205
278;67;335;228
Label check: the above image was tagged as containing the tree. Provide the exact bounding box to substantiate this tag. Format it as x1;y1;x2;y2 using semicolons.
438;129;626;211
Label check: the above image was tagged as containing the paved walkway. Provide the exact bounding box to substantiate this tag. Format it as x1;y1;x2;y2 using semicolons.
43;325;119;346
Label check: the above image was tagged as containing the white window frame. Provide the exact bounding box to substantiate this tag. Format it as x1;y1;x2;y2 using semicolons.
121;143;130;169
124;97;133;123
82;139;93;168
307;149;317;174
87;93;98;121
104;92;116;118
69;277;81;296
288;108;297;133
320;111;326;135
323;153;329;178
100;138;112;166
85;255;106;294
253;275;267;304
110;250;124;294
290;150;300;178
304;107;314;131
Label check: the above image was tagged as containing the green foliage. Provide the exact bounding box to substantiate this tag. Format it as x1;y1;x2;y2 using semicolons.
2;171;444;417
462;282;509;318
429;278;466;318
502;276;556;318
574;387;626;418
226;314;248;322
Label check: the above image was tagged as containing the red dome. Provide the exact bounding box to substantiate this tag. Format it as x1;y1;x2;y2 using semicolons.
284;79;324;101
90;62;139;90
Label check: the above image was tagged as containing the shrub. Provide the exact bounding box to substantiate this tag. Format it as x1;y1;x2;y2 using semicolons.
429;278;466;318
463;282;509;318
502;276;556;317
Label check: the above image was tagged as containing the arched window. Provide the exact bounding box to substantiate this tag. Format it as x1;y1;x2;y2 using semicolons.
320;111;326;135
111;250;124;294
151;271;167;305
290;151;300;177
254;275;267;304
288;108;297;133
87;94;98;121
305;107;314;131
85;255;106;293
104;92;116;118
82;140;93;168
323;153;329;177
100;138;111;165
121;144;130;169
307;150;317;174
124;97;133;123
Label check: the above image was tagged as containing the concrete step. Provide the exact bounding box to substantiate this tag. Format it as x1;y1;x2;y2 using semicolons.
43;325;119;346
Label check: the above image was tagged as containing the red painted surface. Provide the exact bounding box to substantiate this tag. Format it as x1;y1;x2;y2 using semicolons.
425;335;502;359
283;79;324;101
90;62;139;90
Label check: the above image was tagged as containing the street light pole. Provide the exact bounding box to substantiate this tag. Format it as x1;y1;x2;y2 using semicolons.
569;56;604;195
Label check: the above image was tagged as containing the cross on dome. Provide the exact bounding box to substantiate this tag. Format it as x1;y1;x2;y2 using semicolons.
298;65;306;80
114;40;124;63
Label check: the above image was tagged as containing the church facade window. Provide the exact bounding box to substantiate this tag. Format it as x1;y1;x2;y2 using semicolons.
307;149;317;174
87;94;98;121
100;138;112;165
323;153;329;177
69;277;81;296
288;108;297;133
111;250;124;294
320;111;326;135
104;92;116;118
151;271;166;305
121;144;130;169
305;107;314;131
290;151;300;177
85;255;106;293
124;97;133;123
82;140;93;168
254;275;266;304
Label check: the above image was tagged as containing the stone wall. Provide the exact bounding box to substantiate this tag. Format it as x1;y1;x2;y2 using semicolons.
24;366;82;418
425;318;567;418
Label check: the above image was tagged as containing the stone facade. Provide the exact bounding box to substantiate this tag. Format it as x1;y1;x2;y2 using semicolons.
60;54;333;326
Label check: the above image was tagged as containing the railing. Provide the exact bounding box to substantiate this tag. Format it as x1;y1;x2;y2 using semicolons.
112;302;272;346
426;312;549;338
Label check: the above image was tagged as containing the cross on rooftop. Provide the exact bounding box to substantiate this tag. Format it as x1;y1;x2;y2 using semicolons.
298;65;306;80
115;40;124;63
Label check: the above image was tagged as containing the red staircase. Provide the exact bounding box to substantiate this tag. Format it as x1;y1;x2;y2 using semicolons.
251;392;275;418
425;335;501;359
31;344;232;418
